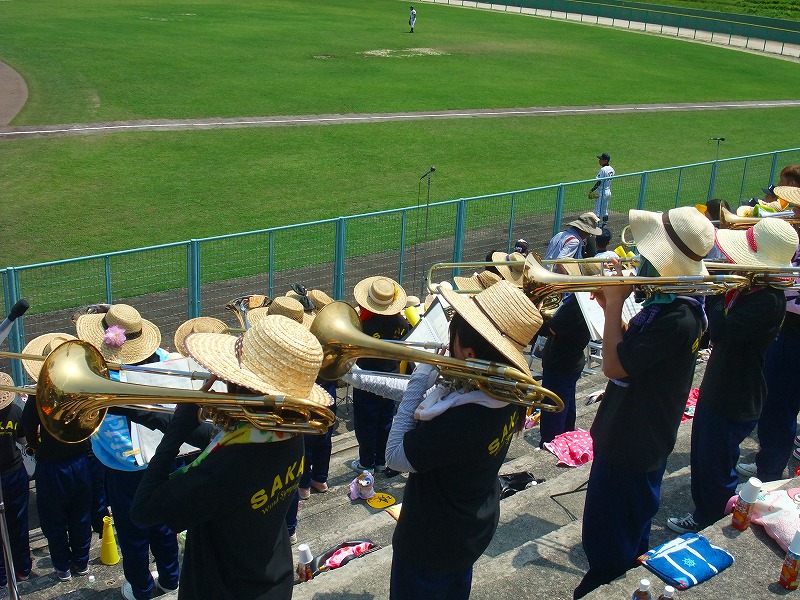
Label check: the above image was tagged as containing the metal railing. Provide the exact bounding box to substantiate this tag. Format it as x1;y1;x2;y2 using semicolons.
433;0;800;57
3;147;800;384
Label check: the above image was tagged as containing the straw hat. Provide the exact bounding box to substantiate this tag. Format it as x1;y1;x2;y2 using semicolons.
568;212;603;236
405;295;420;308
628;207;715;277
715;218;799;269
440;280;542;374
249;296;313;328
308;289;334;312
491;252;526;286
75;304;161;364
185;314;333;407
353;276;407;315
0;373;16;411
775;186;800;207
453;270;501;292
21;332;77;381
174;317;228;357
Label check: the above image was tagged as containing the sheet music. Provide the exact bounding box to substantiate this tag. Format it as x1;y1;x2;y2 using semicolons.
403;298;449;351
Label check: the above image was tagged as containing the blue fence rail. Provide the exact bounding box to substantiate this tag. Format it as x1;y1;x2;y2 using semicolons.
3;148;800;384
432;0;800;57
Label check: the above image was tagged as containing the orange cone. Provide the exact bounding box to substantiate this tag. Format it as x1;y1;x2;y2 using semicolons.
100;516;120;565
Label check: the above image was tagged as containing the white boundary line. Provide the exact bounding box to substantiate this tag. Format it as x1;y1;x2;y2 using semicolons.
2;100;800;137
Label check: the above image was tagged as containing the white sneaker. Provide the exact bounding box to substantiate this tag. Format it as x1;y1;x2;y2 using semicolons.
794;435;800;448
735;462;758;478
121;582;136;600
793;447;800;462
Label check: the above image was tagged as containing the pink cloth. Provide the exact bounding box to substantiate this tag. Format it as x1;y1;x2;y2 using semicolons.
325;542;375;569
682;387;699;422
543;429;593;467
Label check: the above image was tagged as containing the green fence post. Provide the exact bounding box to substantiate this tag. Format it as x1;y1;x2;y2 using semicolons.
708;161;719;202
553;185;566;236
5;268;25;385
739;157;750;205
507;193;517;252
104;256;113;304
188;240;201;318
675;167;684;208
399;210;408;286
453;199;467;276
637;172;649;210
268;231;275;299
334;218;347;300
770;152;780;185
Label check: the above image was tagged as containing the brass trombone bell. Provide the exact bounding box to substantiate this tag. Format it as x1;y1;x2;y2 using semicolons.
309;301;564;413
0;341;335;443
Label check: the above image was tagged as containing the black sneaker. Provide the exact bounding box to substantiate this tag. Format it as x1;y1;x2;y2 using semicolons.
667;513;699;534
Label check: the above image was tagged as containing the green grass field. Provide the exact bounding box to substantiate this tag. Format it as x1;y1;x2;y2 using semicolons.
2;0;800;268
631;0;799;20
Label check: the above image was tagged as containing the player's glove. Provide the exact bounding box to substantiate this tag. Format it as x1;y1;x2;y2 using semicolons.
588;192;599;199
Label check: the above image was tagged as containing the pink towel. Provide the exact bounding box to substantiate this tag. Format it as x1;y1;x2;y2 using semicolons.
682;387;699;422
543;429;593;467
325;542;375;569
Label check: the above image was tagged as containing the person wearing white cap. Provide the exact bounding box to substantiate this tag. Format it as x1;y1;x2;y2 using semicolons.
350;276;410;474
667;218;797;536
736;177;800;482
575;206;715;599
385;280;543;599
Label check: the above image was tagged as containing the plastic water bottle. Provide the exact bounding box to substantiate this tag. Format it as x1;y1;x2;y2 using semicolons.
87;574;96;587
731;477;761;531
780;529;800;590
632;578;652;600
657;585;676;599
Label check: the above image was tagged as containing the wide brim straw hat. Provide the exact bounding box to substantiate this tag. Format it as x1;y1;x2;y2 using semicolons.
491;251;526;285
453;270;501;293
568;212;603;236
353;276;407;315
440;280;542;375
0;373;15;411
21;332;77;381
174;317;229;357
185;314;333;407
249;296;314;328
308;289;334;313
715;217;799;269
775;186;800;207
628;207;715;277
76;303;161;364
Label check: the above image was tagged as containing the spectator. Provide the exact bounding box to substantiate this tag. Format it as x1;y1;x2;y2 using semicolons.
544;212;603;273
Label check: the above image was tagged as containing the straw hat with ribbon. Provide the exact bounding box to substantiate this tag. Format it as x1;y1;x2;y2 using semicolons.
353;276;407;315
21;332;77;382
453;270;501;293
185;314;333;407
440;280;542;375
628;207;715;277
249;296;313;328
76;304;162;364
715;217;799;269
0;373;16;411
775;186;800;207
568;212;603;236
174;317;229;357
491;251;526;286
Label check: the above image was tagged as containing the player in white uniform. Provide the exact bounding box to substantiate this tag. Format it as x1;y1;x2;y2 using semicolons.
409;6;416;33
590;153;615;223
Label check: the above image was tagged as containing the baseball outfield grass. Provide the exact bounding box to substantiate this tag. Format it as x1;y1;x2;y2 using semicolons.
2;0;800;268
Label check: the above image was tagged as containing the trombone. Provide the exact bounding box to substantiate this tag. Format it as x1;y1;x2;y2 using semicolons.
0;341;335;443
309;301;564;414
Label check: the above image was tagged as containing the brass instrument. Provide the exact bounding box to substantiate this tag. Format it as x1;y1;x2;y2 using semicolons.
309;301;564;413
523;255;750;305
0;340;335;443
703;261;800;289
224;294;270;330
620;225;636;248
718;206;800;231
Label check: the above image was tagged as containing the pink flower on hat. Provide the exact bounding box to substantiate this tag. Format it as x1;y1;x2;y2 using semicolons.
103;325;127;347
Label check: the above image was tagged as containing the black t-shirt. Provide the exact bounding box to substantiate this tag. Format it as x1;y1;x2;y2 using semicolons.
0;404;24;474
356;312;410;373
541;295;590;375
21;394;89;463
781;308;800;339
132;431;303;600
700;287;785;421
591;299;702;472
392;402;521;571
